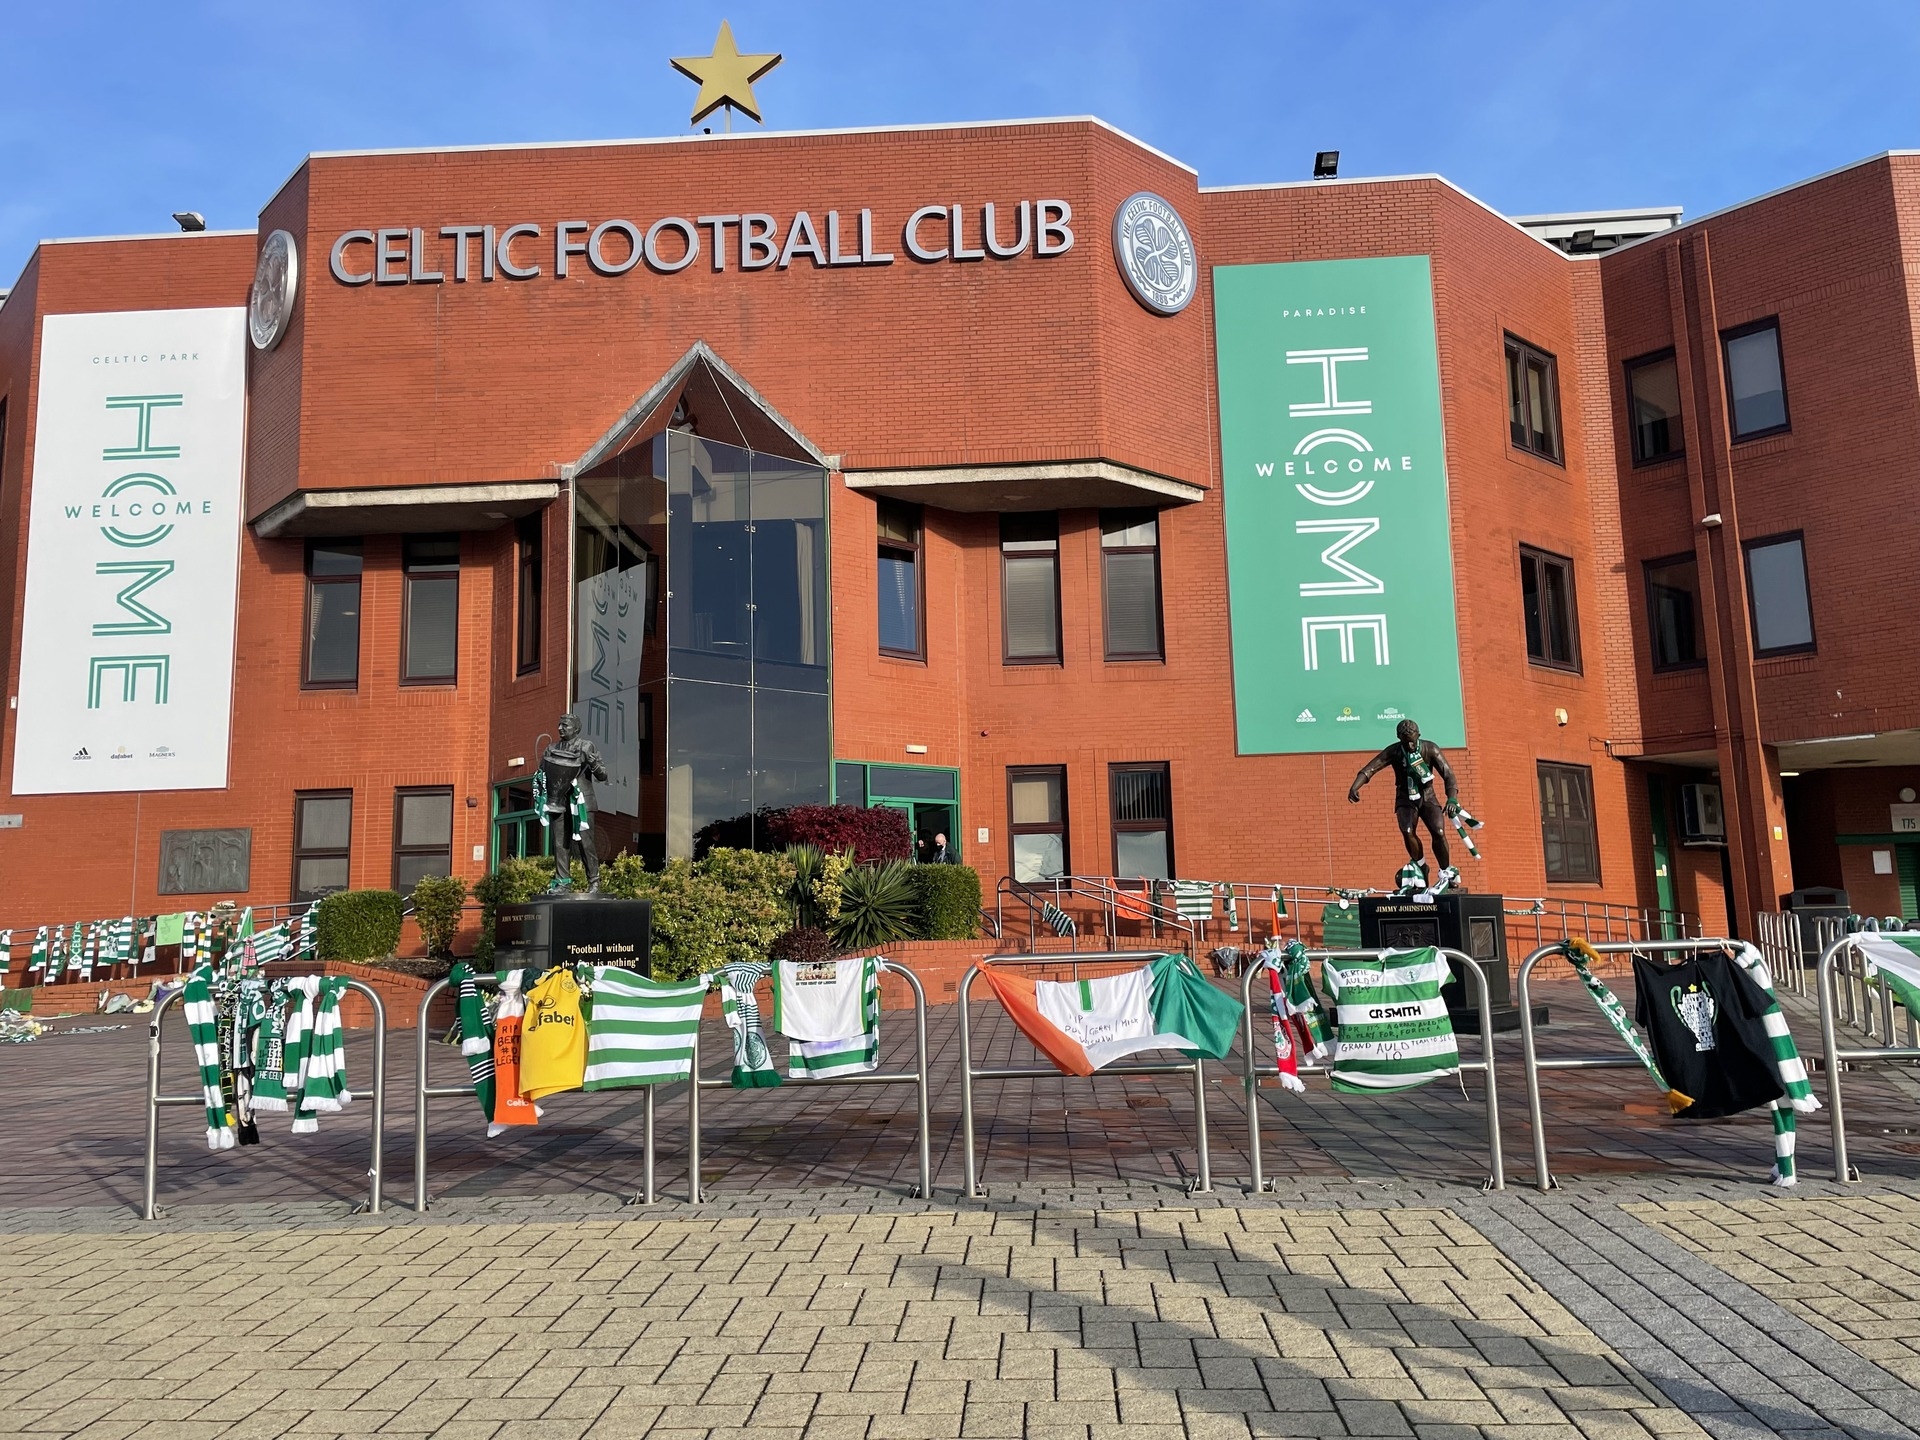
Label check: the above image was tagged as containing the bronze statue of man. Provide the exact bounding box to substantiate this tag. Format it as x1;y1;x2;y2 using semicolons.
1347;718;1465;894
539;713;609;893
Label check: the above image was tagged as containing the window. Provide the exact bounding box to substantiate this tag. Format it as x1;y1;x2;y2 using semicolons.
1723;319;1789;439
1110;763;1173;880
1505;335;1563;462
1008;765;1068;881
835;762;867;806
393;787;454;892
1626;350;1684;463
1001;513;1061;663
877;499;924;658
1644;554;1703;670
402;534;460;683
1519;546;1581;671
1538;762;1600;884
303;539;362;688
292;791;352;900
1744;532;1814;656
1101;510;1164;660
515;513;542;674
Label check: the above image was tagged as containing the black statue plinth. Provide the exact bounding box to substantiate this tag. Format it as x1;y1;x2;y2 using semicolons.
1358;892;1545;1033
495;896;653;978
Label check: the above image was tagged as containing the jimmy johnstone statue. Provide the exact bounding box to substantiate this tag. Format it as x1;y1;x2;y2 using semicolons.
535;713;609;894
1347;718;1482;897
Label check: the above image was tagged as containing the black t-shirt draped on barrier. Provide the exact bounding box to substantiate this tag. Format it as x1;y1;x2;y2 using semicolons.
1632;948;1786;1120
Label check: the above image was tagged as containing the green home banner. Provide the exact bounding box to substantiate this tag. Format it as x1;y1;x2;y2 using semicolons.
1213;256;1464;755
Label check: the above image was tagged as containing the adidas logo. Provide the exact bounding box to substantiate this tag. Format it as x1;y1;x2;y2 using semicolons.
1295;708;1315;723
72;747;91;760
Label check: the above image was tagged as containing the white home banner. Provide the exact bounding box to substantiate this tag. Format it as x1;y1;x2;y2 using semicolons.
12;308;247;794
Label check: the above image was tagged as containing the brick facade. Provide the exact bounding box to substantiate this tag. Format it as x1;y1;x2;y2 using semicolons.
2;121;1916;943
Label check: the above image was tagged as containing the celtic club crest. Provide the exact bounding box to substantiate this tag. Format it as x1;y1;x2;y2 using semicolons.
1112;191;1196;316
249;229;299;352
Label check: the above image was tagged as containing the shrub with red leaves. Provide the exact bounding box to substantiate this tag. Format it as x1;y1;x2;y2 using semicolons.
761;804;913;864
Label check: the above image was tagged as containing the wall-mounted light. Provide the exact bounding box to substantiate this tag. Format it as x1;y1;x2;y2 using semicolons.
1700;512;1723;528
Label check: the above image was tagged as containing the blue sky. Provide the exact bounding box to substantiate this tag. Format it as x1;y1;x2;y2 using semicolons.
5;1;1918;287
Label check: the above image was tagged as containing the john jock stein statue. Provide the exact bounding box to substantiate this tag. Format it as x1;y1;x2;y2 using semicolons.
1347;718;1482;897
535;714;609;894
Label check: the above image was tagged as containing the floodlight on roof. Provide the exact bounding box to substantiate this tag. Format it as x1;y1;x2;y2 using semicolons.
1313;151;1339;179
172;211;207;232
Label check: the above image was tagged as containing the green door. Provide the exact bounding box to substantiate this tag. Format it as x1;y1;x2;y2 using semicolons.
1648;775;1679;940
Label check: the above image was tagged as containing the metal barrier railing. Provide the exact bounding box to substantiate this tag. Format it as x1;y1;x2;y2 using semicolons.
1515;937;1733;1192
142;977;387;1220
687;960;932;1203
413;971;661;1211
1816;934;1920;1183
1238;948;1505;1193
957;952;1216;1198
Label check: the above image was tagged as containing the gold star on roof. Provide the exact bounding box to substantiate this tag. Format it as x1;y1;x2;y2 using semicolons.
671;20;782;127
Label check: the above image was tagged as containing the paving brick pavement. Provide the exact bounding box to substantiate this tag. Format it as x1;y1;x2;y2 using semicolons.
1627;1195;1920;1390
2;1202;1720;1440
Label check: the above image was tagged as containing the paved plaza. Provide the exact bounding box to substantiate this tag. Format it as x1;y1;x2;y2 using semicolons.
8;977;1920;1438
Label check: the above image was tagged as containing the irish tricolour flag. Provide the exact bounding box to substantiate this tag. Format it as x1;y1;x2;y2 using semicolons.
979;953;1241;1076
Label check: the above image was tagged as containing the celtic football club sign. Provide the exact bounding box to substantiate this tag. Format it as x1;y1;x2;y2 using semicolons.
1213;256;1465;755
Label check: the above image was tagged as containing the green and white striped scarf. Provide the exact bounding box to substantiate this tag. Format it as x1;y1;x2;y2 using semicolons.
43;924;68;983
282;977;319;1133
1729;941;1818;1187
1561;939;1693;1114
582;966;707;1088
449;962;498;1128
293;977;351;1127
0;930;9;977
533;770;591;843
182;964;234;1150
715;961;780;1089
74;922;93;981
27;926;48;975
787;957;881;1079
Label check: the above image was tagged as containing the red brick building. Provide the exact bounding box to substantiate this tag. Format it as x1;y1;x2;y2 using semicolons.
1;120;1914;940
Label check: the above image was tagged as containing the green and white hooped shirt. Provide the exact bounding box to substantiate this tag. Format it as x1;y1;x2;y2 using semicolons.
1321;946;1459;1094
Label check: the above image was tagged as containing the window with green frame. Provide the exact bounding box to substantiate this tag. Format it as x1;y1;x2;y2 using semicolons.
491;779;551;867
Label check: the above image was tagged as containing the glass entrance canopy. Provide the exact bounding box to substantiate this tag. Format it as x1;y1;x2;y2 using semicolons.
572;355;831;862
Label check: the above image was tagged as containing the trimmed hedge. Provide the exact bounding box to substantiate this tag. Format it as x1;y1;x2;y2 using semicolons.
410;874;469;957
600;847;795;981
910;864;981;941
313;888;404;962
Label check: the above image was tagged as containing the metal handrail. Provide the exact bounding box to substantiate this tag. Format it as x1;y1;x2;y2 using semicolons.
1239;947;1504;1193
1816;934;1920;1183
1515;937;1734;1192
412;970;660;1211
142;976;386;1220
992;875;1202;953
958;950;1215;1198
687;959;932;1203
